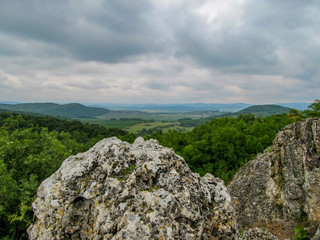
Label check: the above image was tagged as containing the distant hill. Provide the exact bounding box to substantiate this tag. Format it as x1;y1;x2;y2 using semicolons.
0;103;110;118
277;102;310;110
0;101;20;104
237;104;291;116
90;103;252;112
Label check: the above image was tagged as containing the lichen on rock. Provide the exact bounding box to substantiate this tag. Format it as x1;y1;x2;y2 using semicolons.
228;118;320;239
28;119;320;240
28;137;237;239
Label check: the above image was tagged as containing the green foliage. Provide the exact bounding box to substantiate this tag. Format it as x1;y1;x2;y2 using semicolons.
0;102;110;118
0;112;132;144
0;112;135;239
81;118;146;129
305;99;320;117
287;99;320;120
237;104;291;116
293;224;309;240
0;127;74;239
288;109;305;121
123;164;136;175
147;113;295;183
178;118;209;127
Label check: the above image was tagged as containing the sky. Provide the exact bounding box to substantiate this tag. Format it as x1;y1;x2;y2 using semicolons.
0;0;319;104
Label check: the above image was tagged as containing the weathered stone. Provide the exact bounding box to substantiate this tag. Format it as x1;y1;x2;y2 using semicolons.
229;119;320;239
28;118;320;239
311;226;320;240
28;137;238;239
241;227;278;240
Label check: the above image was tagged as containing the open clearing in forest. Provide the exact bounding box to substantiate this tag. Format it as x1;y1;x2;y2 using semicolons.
125;121;191;134
79;118;145;129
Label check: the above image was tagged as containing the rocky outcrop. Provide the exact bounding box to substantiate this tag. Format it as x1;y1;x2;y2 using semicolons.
28;137;237;239
229;118;320;239
28;119;320;239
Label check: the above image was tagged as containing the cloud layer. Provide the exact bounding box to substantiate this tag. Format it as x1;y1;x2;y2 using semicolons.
0;0;319;103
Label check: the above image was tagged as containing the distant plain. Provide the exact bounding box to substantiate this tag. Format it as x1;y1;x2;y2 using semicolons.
0;101;308;136
77;110;217;134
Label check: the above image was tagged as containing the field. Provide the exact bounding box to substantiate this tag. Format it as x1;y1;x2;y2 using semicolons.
125;121;192;135
78;110;212;135
79;118;145;129
99;110;206;120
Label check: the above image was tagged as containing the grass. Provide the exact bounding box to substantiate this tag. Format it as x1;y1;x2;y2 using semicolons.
128;121;194;135
126;121;179;134
79;118;145;128
97;111;204;121
77;110;205;135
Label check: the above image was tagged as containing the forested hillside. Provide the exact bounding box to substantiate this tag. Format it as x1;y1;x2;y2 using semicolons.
237;104;290;116
0;103;110;118
176;104;292;128
0;112;134;240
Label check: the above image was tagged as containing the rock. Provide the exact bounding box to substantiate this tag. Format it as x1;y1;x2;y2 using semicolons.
28;119;320;239
228;118;320;239
311;226;320;240
241;227;278;240
28;137;238;239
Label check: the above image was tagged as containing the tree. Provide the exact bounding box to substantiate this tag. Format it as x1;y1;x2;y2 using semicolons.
288;109;304;121
305;99;320;117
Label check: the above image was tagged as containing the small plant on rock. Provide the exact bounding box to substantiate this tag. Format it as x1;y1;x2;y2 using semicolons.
293;224;309;240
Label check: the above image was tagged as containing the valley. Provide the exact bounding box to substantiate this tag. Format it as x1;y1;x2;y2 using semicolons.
0;102;301;136
76;104;293;135
77;110;222;134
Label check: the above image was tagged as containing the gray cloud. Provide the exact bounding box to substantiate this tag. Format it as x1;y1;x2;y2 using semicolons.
169;0;319;77
0;0;319;104
0;0;161;62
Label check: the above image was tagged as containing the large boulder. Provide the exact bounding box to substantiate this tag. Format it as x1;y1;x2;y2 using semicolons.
228;119;320;239
28;137;237;239
28;119;320;239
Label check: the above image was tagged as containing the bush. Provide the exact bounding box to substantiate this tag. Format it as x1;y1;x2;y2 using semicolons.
293;224;309;240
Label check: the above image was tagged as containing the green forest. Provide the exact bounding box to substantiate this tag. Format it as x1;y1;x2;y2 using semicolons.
0;103;110;118
0;100;319;239
146;113;295;182
0;114;135;239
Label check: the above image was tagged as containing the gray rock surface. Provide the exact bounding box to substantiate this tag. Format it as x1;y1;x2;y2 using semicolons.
229;118;320;239
28;119;320;240
312;227;320;240
28;137;238;239
241;227;278;240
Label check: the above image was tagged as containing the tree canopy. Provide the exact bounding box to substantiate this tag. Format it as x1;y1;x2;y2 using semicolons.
147;113;295;182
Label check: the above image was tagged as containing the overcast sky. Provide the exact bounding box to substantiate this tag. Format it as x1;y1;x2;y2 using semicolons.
0;0;319;104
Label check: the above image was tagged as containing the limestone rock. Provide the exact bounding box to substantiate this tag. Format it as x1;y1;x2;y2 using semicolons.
228;119;320;239
241;227;278;240
311;226;320;240
28;119;320;239
28;137;237;239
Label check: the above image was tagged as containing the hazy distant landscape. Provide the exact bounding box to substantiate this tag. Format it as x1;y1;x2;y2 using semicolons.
0;101;309;136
